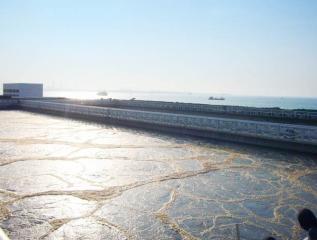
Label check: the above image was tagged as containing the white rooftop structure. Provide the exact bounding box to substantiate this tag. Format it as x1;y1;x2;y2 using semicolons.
3;83;43;98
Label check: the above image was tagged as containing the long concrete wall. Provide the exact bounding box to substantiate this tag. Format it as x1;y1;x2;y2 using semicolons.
0;99;18;109
104;99;317;121
18;100;317;153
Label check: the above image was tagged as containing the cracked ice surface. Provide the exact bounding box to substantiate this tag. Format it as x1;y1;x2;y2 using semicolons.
0;110;316;240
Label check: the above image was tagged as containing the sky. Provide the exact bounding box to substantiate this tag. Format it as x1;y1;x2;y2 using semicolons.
0;0;316;97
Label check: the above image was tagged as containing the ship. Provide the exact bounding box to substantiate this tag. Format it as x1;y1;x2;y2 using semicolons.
208;96;225;100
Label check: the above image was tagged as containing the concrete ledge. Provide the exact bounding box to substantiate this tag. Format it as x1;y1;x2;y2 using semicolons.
79;99;317;122
19;107;317;154
0;99;18;109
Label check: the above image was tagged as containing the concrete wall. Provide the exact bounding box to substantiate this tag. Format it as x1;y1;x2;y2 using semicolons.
106;99;317;121
19;100;317;150
0;99;18;109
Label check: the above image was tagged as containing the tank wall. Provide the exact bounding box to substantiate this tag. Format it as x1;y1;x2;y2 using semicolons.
19;100;317;147
0;99;18;109
111;100;317;121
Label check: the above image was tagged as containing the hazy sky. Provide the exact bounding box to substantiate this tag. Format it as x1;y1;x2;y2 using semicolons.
0;0;316;97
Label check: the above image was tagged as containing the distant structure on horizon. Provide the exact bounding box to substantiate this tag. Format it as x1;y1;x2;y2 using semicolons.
3;83;43;98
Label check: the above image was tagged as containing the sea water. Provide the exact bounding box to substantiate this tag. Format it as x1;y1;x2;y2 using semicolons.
45;90;317;110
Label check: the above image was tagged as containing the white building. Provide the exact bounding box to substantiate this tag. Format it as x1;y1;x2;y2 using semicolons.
3;83;43;98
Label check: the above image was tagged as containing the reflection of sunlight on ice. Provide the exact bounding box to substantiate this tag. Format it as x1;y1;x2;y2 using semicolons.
0;110;316;240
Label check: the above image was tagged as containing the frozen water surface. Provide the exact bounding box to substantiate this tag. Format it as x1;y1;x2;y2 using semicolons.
0;110;316;240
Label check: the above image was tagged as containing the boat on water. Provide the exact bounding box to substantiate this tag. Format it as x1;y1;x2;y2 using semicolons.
208;96;225;100
97;91;108;96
